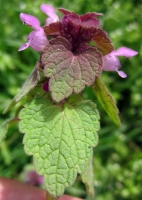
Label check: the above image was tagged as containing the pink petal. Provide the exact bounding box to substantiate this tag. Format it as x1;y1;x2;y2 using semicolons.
18;42;29;51
117;70;127;78
40;4;55;15
40;4;59;23
113;47;138;57
45;17;56;26
102;54;121;71
28;29;48;52
20;13;40;30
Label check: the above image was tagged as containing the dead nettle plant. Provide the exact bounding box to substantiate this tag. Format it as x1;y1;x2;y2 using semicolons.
0;3;138;200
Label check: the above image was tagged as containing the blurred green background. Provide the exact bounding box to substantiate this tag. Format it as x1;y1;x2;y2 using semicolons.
0;0;142;199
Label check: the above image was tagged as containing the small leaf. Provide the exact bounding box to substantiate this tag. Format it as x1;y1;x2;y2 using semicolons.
42;37;102;102
19;94;100;197
81;153;94;200
58;8;73;15
92;28;114;55
3;63;40;114
58;8;102;28
92;77;121;126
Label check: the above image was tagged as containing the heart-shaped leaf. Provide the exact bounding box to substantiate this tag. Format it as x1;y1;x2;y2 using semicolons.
42;37;102;102
19;94;100;197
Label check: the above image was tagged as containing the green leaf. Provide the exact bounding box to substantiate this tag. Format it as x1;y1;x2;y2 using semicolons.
42;37;102;102
92;77;121;127
19;94;100;197
3;63;40;114
0;120;10;144
81;153;94;200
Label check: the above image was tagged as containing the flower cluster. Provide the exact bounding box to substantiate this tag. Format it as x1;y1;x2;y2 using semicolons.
19;4;138;81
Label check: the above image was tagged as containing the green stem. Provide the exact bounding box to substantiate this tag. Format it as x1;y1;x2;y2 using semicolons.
46;191;57;200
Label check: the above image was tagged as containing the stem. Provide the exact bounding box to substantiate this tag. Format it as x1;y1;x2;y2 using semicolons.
46;191;57;200
9;117;20;125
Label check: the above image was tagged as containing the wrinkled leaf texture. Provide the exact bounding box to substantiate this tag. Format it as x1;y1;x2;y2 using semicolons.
19;94;100;197
42;37;102;102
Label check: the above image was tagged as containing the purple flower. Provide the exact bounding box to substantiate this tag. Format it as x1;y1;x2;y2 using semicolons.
102;47;138;78
40;4;59;25
18;13;48;52
25;170;44;186
42;81;49;93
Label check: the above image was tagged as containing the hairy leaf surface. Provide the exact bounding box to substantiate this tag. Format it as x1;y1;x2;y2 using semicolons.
92;77;121;126
19;94;100;197
42;37;102;102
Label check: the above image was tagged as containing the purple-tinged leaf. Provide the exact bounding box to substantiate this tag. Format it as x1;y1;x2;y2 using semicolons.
62;12;100;30
3;63;40;114
42;37;102;102
58;8;73;15
92;28;114;55
61;14;101;50
80;12;102;28
59;9;102;29
59;8;102;20
42;22;61;36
